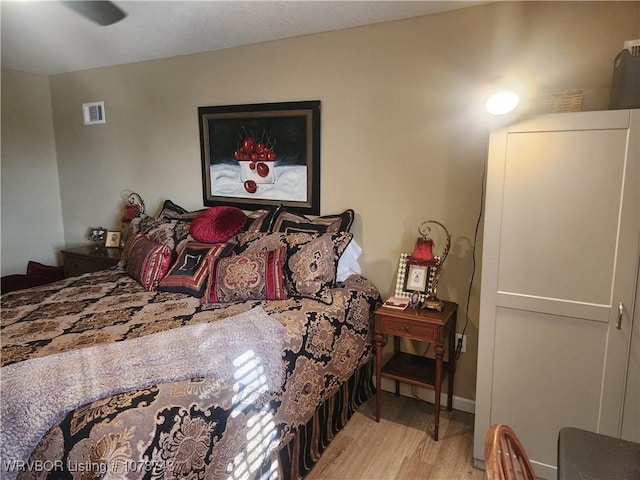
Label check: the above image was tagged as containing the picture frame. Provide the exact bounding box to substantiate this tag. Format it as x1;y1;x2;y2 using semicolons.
404;263;429;292
394;252;439;304
198;101;321;215
105;230;121;248
88;227;107;243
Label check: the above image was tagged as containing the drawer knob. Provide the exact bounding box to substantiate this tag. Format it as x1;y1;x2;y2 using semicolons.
404;325;410;331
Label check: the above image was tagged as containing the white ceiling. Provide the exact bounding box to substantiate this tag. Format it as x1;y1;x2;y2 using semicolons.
1;1;481;76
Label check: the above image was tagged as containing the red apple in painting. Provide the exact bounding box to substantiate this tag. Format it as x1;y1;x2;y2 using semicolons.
244;180;257;194
256;162;269;177
242;137;254;154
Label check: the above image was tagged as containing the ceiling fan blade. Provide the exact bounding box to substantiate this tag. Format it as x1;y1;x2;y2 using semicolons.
62;1;127;26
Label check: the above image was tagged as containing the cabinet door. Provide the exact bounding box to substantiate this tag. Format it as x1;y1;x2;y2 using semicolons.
474;110;639;479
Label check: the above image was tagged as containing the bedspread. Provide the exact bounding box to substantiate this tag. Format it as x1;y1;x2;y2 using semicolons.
0;268;380;480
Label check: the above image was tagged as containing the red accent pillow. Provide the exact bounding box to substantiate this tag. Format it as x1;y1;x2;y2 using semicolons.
126;234;173;291
190;207;247;243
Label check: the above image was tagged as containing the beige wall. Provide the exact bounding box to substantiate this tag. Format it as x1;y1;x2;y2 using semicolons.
1;69;65;275
5;1;636;401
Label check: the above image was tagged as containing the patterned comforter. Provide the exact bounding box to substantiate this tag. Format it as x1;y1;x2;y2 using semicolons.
0;268;380;480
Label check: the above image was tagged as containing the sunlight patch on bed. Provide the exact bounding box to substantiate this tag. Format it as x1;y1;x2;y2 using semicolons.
228;349;280;480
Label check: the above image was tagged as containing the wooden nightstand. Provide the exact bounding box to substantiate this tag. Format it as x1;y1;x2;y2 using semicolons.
374;301;457;440
61;245;121;277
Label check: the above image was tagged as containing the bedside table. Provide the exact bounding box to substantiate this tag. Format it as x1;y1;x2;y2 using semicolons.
61;245;121;277
374;301;457;440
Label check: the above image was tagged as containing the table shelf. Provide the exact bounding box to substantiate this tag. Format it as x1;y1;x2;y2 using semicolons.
381;352;450;390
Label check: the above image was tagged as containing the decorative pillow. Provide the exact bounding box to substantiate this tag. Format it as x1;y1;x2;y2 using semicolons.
118;232;138;268
203;246;288;304
159;199;188;217
135;216;194;260
126;234;173;291
158;199;205;221
126;213;148;240
233;231;353;304
242;204;284;232
26;261;65;280
191;206;247;243
271;208;355;234
157;242;234;297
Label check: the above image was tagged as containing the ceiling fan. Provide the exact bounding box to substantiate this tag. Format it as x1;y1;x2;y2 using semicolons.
62;1;127;26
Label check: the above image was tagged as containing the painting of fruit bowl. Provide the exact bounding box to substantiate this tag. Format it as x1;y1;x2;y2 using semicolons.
199;101;320;215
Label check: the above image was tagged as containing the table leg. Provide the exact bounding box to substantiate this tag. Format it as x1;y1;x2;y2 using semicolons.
374;332;385;422
447;326;455;411
434;343;443;441
393;336;400;396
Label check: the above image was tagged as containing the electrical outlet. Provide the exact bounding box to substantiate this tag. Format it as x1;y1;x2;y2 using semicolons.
455;334;467;353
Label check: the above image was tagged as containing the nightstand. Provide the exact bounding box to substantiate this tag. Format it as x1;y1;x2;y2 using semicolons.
61;245;121;277
374;301;457;440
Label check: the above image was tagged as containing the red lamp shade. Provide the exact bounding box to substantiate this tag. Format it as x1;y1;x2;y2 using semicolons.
411;237;434;262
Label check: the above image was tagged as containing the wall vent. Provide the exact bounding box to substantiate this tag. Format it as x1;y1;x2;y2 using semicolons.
624;39;640;56
83;101;105;125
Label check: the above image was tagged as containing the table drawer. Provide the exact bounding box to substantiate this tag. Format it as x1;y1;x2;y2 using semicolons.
380;316;436;341
63;253;118;277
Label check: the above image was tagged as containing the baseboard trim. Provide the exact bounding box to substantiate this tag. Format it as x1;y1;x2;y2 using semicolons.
376;377;476;414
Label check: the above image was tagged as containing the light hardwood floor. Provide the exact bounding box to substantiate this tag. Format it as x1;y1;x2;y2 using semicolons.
305;392;487;480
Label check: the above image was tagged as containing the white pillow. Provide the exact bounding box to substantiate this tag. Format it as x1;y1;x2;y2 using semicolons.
337;239;362;282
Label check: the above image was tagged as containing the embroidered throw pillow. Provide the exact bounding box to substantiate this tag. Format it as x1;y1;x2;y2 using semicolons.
158;199;205;221
203;246;288;304
126;234;173;291
158;242;234;297
270;208;355;234
134;216;193;260
233;231;353;304
159;199;189;218
242;204;284;233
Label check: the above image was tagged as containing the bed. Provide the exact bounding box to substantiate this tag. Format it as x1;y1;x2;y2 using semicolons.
0;203;381;480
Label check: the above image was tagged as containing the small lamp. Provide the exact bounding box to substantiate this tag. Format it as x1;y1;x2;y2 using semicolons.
121;191;145;242
408;220;451;310
410;236;434;262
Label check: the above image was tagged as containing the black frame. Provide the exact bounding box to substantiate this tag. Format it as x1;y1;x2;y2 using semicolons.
404;263;429;292
88;227;106;243
198;101;321;214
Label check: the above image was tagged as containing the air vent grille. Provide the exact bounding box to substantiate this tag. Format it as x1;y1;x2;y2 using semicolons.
83;101;105;125
624;39;640;57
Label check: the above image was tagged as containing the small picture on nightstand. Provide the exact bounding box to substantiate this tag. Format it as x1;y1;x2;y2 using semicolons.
88;227;106;243
105;230;122;248
409;291;421;308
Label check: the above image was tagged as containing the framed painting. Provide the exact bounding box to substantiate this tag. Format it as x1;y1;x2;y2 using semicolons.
404;263;429;292
198;101;321;215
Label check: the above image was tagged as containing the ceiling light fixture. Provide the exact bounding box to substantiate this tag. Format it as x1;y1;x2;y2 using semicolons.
486;90;520;115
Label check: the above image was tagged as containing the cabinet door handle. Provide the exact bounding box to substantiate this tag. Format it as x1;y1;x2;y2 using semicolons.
617;302;624;330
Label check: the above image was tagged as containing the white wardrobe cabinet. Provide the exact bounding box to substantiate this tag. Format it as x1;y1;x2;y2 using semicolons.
473;109;639;479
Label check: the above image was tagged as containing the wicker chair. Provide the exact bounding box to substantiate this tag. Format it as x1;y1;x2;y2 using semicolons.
485;424;537;480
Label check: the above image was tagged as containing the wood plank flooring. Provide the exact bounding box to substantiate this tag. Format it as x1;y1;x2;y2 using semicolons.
305;392;487;480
